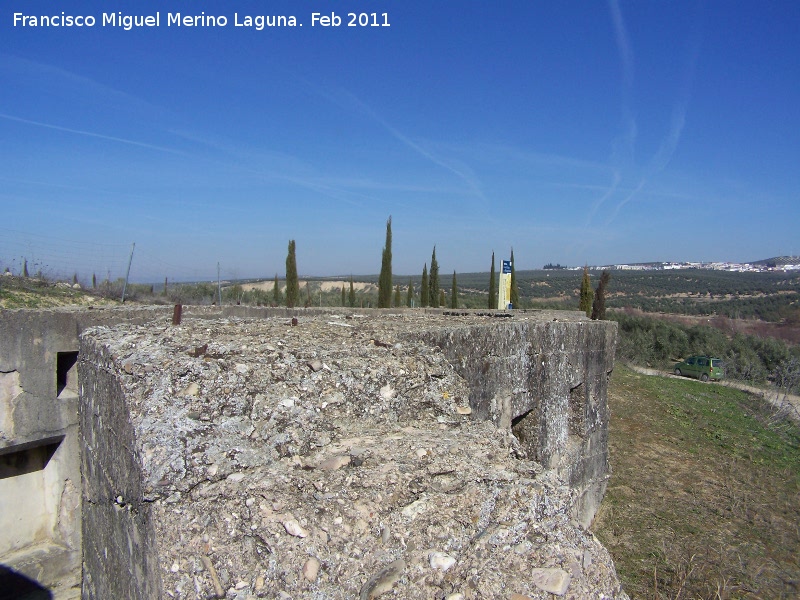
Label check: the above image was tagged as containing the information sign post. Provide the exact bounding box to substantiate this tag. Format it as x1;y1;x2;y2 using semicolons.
498;260;512;309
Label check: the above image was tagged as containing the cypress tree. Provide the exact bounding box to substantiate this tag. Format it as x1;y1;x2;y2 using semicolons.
273;274;282;304
285;240;299;308
406;281;414;307
394;284;402;307
22;258;29;278
451;271;458;309
591;270;611;320
439;289;446;307
579;265;593;317
428;246;440;308
305;282;312;307
92;273;97;289
341;285;346;306
488;251;496;309
163;277;168;296
509;248;520;308
377;216;392;308
349;276;356;307
420;264;429;308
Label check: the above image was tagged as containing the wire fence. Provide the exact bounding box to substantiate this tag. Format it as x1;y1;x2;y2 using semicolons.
0;228;237;285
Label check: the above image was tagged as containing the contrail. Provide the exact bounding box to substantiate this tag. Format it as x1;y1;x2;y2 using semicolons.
608;0;633;90
296;76;486;199
338;89;486;199
586;170;621;227
588;0;637;225
379;120;485;199
606;24;698;224
0;113;185;155
606;101;688;224
1;54;158;109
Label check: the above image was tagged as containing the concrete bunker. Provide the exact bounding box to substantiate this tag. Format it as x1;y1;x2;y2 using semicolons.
0;306;622;598
0;341;83;595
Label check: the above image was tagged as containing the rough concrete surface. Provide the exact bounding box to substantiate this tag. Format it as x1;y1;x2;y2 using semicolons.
78;311;625;599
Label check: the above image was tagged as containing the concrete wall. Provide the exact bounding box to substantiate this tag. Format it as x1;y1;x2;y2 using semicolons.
0;307;176;589
78;337;162;599
0;310;86;587
75;311;620;599
419;317;617;527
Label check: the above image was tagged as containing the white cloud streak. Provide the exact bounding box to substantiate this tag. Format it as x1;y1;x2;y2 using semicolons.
338;89;486;199
0;113;185;155
0;54;159;113
598;1;700;226
608;0;634;91
296;76;487;200
585;0;637;226
606;18;699;225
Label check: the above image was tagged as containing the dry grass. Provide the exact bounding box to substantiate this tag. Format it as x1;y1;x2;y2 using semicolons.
593;364;800;599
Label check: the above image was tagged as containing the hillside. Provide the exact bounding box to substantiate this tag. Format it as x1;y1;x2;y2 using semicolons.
752;255;800;267
594;364;800;599
0;275;116;309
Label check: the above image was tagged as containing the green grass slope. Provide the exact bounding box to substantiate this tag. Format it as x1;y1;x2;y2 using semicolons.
594;364;800;599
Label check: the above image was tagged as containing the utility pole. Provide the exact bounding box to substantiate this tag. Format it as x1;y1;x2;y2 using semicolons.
217;262;222;305
121;243;135;303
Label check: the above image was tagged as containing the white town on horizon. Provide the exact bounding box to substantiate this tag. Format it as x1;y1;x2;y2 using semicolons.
595;259;800;273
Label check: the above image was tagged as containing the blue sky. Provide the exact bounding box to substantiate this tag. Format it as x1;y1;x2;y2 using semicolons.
2;1;799;282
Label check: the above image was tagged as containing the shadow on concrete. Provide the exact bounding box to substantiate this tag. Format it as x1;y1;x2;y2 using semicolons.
0;564;52;600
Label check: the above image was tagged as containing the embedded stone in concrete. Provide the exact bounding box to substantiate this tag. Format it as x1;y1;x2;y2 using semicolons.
530;567;571;595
